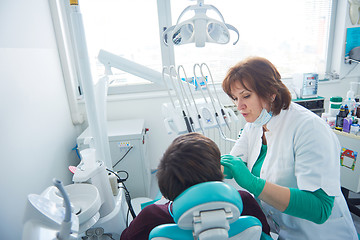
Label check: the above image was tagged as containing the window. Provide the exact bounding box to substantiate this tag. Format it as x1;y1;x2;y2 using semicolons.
80;0;334;94
80;0;163;93
170;0;334;83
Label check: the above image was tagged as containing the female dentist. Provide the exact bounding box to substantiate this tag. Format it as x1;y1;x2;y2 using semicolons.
220;56;358;239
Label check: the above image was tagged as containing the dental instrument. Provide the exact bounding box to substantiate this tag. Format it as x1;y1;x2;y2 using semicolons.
194;63;222;129
162;0;239;47
193;63;216;128
200;63;231;131
169;65;194;133
193;63;209;105
53;179;73;240
162;67;186;134
173;66;197;132
194;63;237;143
162;65;202;134
178;65;205;134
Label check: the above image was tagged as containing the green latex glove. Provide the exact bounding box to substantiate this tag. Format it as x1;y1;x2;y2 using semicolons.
223;162;234;179
221;154;266;197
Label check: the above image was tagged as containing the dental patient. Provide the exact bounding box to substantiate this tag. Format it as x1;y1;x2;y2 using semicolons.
120;132;270;240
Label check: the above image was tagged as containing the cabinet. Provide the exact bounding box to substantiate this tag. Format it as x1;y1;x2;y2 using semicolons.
292;97;325;117
334;130;360;217
77;119;150;198
334;130;360;193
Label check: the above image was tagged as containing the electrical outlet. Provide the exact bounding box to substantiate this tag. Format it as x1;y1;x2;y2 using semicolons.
117;141;131;148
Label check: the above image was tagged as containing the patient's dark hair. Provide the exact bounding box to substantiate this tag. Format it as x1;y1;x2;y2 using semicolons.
157;132;223;201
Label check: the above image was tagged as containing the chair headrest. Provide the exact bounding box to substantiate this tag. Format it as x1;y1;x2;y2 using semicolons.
172;181;243;224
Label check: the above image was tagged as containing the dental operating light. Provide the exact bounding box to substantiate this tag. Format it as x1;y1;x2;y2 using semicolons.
162;0;239;47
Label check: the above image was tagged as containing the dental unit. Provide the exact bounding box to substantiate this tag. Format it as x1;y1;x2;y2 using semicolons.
23;2;131;239
22;0;241;239
160;0;239;139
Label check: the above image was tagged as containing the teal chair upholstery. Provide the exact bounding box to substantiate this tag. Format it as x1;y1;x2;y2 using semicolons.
149;181;266;240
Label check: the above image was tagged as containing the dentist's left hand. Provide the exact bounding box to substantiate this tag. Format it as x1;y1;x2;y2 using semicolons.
221;154;266;197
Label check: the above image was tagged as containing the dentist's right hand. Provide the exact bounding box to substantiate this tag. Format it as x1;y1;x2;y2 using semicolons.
221;154;266;197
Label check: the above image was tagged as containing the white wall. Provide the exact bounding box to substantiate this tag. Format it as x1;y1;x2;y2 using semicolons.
0;1;83;239
106;92;182;170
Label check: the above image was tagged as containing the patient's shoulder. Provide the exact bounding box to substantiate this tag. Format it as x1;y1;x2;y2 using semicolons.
140;201;173;221
237;190;262;213
237;190;271;235
238;190;254;201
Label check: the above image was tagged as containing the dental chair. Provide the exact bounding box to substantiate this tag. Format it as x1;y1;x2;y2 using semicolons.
149;181;268;240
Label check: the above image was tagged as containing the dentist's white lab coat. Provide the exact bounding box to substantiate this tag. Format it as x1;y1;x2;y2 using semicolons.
230;102;357;240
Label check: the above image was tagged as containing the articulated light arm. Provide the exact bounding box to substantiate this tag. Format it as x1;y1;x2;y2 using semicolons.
162;0;239;47
98;49;165;87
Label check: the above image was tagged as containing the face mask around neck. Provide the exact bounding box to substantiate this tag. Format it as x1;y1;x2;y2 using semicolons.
252;108;272;127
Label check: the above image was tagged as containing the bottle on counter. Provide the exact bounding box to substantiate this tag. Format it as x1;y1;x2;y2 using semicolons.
329;96;343;117
344;105;349;116
335;106;347;131
350;124;360;135
343;116;353;133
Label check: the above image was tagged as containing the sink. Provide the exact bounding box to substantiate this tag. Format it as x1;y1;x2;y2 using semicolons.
43;183;101;232
62;184;101;224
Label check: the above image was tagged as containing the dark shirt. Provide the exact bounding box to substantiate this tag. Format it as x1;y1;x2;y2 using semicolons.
120;190;270;240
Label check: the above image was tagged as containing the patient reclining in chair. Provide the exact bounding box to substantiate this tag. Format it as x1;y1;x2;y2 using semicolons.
120;132;270;240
